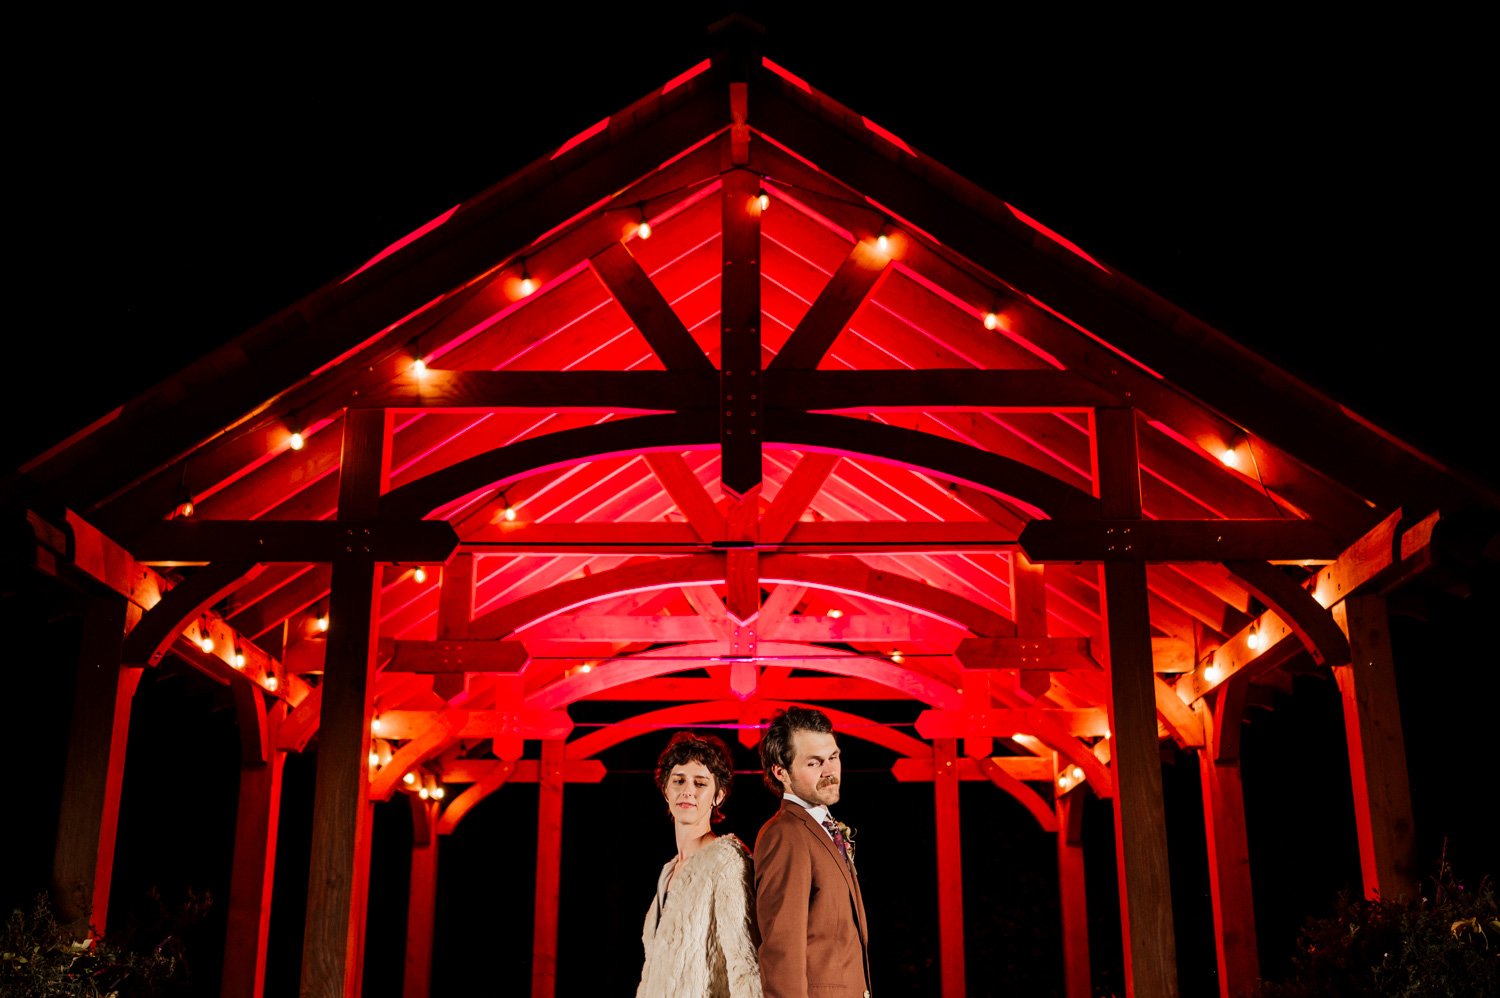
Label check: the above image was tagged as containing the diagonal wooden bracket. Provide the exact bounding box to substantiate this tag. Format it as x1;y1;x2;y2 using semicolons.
589;242;714;373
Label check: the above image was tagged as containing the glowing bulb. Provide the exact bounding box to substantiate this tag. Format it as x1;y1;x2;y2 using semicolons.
198;635;215;654
756;191;770;212
578;662;594;674
315;613;329;633
432;786;446;800
369;751;380;766
264;675;279;691
412;566;428;584
1057;774;1069;788
889;650;904;664
411;358;428;376
983;311;1000;330
372;718;383;735
177;498;195;518
231;651;246;669
637;219;652;240
1247;627;1262;651
876;233;889;253
519;275;536;296
503;504;517;522
403;772;416;785
1204;663;1222;683
289;431;305;451
828;608;844;619
1220;448;1238;466
1071;766;1083;780
418;786;430;799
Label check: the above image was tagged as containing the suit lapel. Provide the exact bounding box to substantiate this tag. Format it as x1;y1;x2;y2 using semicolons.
787;805;865;941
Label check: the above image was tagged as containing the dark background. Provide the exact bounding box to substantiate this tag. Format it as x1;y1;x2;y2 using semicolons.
6;6;1496;997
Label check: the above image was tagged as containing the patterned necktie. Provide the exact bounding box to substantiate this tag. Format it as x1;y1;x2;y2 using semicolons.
822;818;850;864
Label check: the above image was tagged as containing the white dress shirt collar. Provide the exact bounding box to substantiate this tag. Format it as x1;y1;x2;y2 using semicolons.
784;792;836;839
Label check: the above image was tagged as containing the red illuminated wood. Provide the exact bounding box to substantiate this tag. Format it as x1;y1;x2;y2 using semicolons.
434;552;473;700
598;676;906;701
891;755;1053;783
1332;595;1417;901
934;738;966;998
591;242;715;373
439;759;607;784
768;243;889;370
300;409;388;998
464;519;1021;554
720;168;763;497
349;369;712;411
1094;408;1179;998
724;548;760;620
1057;793;1091;998
1153;676;1204;750
759;452;840;542
51;594;139;937
131;517;459;566
1018;517;1342;563
917;708;1109;739
644;453;727;540
954;637;1097;671
532;739;566;998
372;709;572;742
744;582;802;638
120;559;253;665
404;799;439;998
1198;694;1260;998
436;760;516;835
765;369;1115;410
221;698;286;998
370;711;467;801
381;638;529;673
973;756;1059;832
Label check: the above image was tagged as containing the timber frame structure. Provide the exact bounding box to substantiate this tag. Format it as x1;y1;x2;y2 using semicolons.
7;20;1498;998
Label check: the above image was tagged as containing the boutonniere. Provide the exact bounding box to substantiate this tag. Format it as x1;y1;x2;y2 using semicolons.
835;820;856;868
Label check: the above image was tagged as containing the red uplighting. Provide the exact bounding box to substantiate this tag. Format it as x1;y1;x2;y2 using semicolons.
661;59;711;94
761;57;812;93
343;205;460;284
1007;204;1108;273
861;116;916;156
551;117;611;160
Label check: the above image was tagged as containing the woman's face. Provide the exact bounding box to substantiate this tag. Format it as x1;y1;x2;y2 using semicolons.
664;759;723;826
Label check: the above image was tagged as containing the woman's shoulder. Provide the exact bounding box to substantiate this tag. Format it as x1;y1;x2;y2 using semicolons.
704;833;753;866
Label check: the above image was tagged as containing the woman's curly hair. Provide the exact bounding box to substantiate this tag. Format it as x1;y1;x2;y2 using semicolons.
655;730;736;823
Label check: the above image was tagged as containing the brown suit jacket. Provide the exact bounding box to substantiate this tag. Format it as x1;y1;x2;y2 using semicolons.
754;802;870;998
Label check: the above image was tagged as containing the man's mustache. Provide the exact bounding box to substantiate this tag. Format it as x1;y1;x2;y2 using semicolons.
817;776;839;787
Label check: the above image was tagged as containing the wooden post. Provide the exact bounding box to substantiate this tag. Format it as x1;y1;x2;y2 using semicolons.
1093;407;1178;998
532;738;566;998
934;737;966;998
1196;693;1259;997
221;692;287;998
300;409;390;998
1332;595;1417;900
404;797;440;998
51;592;139;937
1057;791;1091;998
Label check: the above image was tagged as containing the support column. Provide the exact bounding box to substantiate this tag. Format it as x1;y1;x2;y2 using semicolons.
51;592;139;937
300;409;390;998
531;738;566;998
1332;594;1417;900
934;737;966;998
1057;791;1091;998
1196;693;1258;998
404;797;440;998
1093;408;1178;998
221;690;288;998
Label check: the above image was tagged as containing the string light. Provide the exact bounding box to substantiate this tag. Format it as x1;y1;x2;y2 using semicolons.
636;206;652;240
369;750;380;766
411;357;428;377
372;717;383;735
314;606;330;633
264;674;279;692
519;258;536;297
1247;626;1262;651
828;608;844;619
431;785;446;801
231;636;246;670
403;772;417;785
889;650;904;664
288;430;305;451
412;566;428;584
175;493;196;519
876;229;890;254
197;616;215;654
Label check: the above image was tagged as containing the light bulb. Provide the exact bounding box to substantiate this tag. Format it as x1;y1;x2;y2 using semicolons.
177;498;195;518
983;311;1000;331
316;613;329;633
638;219;652;240
519;275;536;296
828;608;843;619
413;566;427;584
369;751;380;766
418;787;430;800
432;786;446;800
578;662;594;674
264;675;279;691
411;358;428;376
876;233;889;253
503;504;517;522
372;717;383;735
231;651;246;669
289;431;305;451
403;772;416;785
889;650;904;664
1220;448;1238;466
1247;627;1262;651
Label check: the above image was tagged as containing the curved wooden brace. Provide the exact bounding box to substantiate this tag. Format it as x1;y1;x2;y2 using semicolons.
474;553;1011;641
1154;675;1204;749
435;759;515;835
380;410;1098;527
1028;712;1114;799
121;559;255;666
527;641;962;711
564;700;934;760
1224;560;1351;667
975;756;1059;833
409;794;437;848
276;685;321;753
370;710;469;801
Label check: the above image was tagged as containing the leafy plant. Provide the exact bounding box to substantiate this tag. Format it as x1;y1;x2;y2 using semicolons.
1;890;203;997
1256;854;1500;997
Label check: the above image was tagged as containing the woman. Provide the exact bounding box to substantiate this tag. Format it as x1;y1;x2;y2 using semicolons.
637;731;763;998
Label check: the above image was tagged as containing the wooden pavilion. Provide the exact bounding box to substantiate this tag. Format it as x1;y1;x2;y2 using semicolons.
7;19;1498;998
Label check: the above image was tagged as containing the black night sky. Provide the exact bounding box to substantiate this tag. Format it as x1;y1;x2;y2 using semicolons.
6;7;1497;997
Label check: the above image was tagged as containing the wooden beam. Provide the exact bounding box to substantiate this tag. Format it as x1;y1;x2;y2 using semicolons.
380;638;529;673
348;368;713;410
403;800;440;998
532;739;566;998
1057;793;1091;998
435;761;515;836
1018;517;1342;563
643;453;726;541
759;452;840;542
974;756;1060;833
934;738;966;998
590;241;715;373
371;709;572;742
891;755;1053;783
720;167;763;498
462;519;1020;553
954;637;1098;671
768;241;889;370
1225;560;1350;667
220;700;286;998
130;518;460;566
434;553;473;701
1094;408;1179;998
1198;696;1260;998
764;369;1116;410
438;759;606;784
917;708;1109;739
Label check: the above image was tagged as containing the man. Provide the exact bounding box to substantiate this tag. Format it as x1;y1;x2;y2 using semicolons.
754;706;870;998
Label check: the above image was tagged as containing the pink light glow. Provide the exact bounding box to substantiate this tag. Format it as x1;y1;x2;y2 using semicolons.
1006;204;1108;272
761;57;813;92
551;117;610;160
661;59;712;94
861;116;916;156
342;204;460;283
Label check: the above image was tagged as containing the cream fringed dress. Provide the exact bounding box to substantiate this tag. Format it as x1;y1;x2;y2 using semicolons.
637;833;763;998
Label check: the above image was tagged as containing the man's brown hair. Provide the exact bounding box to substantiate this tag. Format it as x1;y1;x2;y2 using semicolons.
758;706;835;794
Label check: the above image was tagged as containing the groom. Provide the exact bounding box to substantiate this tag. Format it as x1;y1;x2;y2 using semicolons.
754;706;871;998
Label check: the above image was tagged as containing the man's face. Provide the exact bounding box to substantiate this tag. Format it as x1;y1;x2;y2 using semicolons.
776;728;842;807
